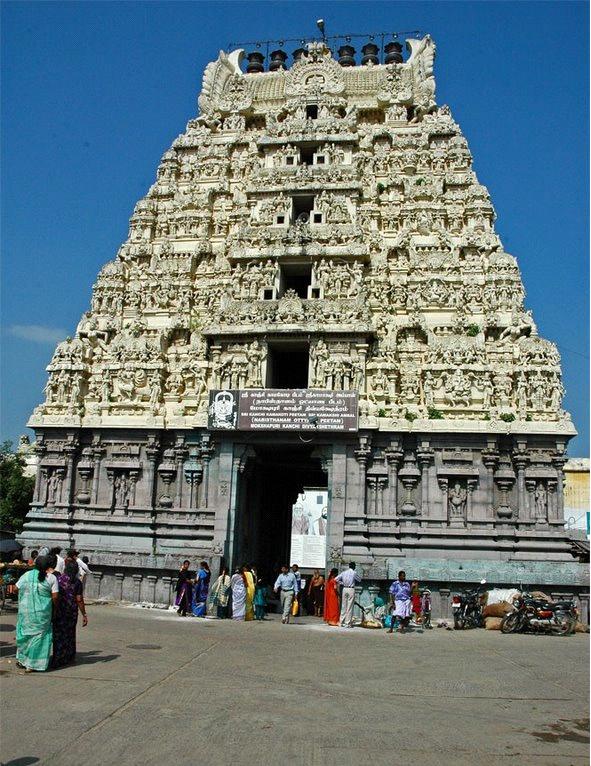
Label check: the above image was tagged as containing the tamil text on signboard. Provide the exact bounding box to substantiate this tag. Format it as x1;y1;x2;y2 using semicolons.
208;389;358;432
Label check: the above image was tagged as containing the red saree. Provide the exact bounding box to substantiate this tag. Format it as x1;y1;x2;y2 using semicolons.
323;575;340;626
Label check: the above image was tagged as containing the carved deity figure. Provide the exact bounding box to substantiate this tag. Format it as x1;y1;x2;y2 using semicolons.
149;374;162;413
311;340;329;386
448;481;467;518
515;375;528;417
534;482;547;520
499;315;530;343
114;473;131;508
47;471;62;505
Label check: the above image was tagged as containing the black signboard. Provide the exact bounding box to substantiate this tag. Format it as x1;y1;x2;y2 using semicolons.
208;389;358;432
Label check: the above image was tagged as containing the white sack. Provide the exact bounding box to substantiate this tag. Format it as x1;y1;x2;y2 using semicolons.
486;588;521;606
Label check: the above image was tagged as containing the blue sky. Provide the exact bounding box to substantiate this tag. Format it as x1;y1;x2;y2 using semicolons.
1;1;588;455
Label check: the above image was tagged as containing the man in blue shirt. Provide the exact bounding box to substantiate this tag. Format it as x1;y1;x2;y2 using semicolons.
389;570;412;633
274;566;299;624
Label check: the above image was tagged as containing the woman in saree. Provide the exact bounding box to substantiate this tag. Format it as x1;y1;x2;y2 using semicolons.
175;560;194;617
207;566;231;618
243;564;255;621
53;560;88;667
191;561;211;617
231;566;247;620
323;567;340;627
15;554;59;672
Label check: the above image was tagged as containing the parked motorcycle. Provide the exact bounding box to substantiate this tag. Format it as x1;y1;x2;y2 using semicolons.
500;592;577;636
452;579;487;629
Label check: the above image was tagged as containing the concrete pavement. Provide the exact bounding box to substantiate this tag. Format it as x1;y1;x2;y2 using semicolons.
0;603;588;766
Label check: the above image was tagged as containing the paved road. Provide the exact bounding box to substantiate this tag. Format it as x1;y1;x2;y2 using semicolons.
0;604;588;766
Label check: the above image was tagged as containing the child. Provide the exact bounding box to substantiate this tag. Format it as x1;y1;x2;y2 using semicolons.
411;580;422;623
254;577;267;620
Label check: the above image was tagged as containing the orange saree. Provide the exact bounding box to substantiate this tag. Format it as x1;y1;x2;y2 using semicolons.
323;575;340;626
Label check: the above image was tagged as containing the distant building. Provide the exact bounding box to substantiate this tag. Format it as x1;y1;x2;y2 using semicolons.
16;435;38;479
564;459;590;537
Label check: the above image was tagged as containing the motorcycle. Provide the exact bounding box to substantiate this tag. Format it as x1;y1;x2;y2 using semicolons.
500;592;577;636
452;579;487;629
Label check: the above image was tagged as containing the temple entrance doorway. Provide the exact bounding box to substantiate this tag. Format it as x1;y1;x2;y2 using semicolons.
233;444;327;580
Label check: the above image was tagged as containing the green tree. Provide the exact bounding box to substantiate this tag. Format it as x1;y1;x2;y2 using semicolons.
0;441;35;533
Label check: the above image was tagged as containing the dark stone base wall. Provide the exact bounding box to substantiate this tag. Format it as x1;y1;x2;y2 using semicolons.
20;426;588;608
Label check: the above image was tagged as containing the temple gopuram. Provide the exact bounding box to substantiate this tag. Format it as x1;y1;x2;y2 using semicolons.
21;34;588;614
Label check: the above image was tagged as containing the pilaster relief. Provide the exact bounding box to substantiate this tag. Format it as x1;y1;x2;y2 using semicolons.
105;448;142;512
493;456;516;520
398;452;420;516
354;435;372;518
436;449;479;526
184;448;204;510
384;442;403;516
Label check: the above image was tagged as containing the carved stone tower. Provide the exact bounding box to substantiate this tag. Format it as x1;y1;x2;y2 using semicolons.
21;36;586;607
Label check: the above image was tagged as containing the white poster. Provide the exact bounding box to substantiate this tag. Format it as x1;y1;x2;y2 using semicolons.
290;488;328;569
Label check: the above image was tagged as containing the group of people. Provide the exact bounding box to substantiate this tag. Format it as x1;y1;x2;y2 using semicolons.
175;561;265;621
322;566;431;631
14;547;91;672
175;561;325;624
174;560;428;633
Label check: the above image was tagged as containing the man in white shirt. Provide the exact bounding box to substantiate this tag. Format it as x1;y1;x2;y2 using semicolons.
50;547;65;575
335;562;361;628
67;549;92;586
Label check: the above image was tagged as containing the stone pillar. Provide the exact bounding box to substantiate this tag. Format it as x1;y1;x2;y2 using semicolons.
147;575;158;604
115;572;125;602
354;436;372;519
547;479;557;523
145;435;160;510
552;454;567;522
63;437;79;546
174;442;188;508
417;446;434;518
481;446;499;521
366;477;376;515
525;479;536;522
90;571;103;599
385;446;403;517
376;477;387;516
210;345;222;387
162;575;173;607
467;478;478;520
438;478;449;523
91;442;104;505
513;448;528;521
493;458;516;521
133;573;143;603
145;436;160;553
439;587;450;620
200;434;214;509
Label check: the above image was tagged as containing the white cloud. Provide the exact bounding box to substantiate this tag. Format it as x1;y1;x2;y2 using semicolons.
7;325;67;345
